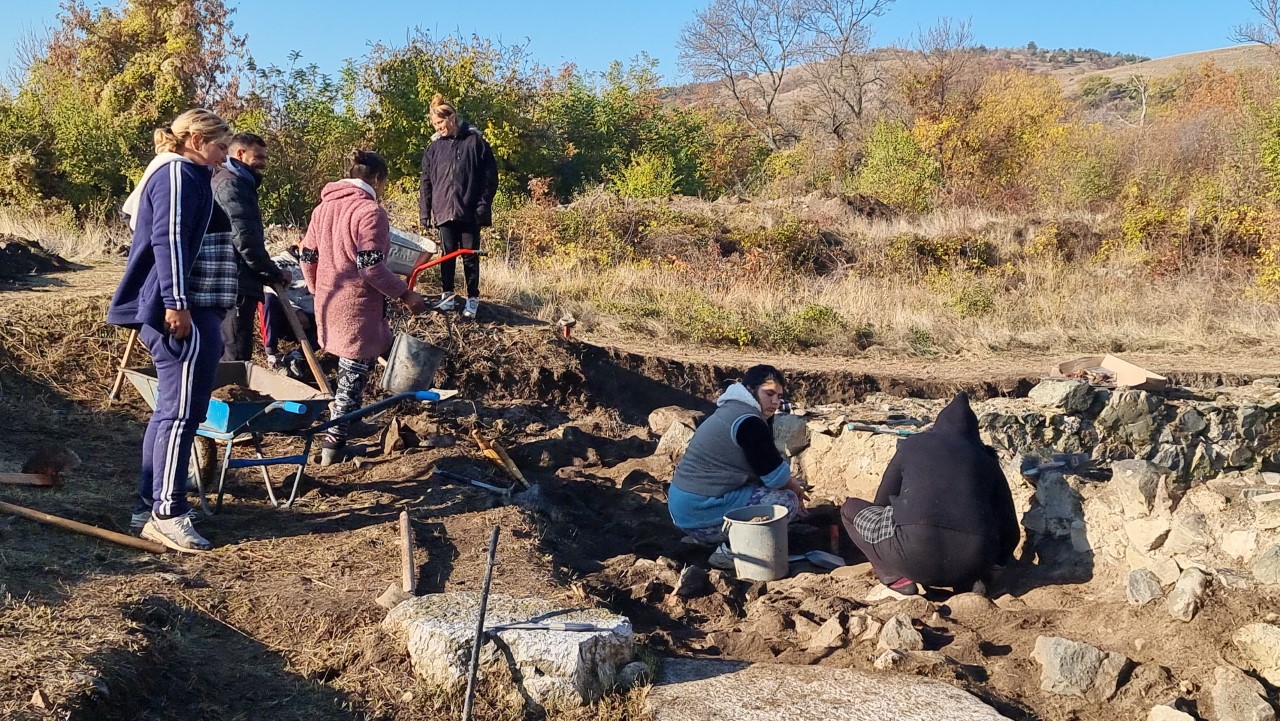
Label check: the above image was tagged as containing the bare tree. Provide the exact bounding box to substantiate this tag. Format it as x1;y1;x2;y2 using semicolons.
888;18;978;177
1232;0;1280;59
679;0;808;149
895;18;977;122
798;0;895;141
1115;74;1150;128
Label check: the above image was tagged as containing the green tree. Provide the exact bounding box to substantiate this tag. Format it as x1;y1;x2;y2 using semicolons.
236;55;365;223
3;0;245;215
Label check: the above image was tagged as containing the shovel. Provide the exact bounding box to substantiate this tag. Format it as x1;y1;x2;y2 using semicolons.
788;550;847;570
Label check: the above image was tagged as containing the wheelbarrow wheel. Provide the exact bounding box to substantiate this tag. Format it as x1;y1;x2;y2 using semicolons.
187;436;217;509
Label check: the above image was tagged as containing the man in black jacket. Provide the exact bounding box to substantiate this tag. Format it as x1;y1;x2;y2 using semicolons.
214;132;290;361
419;95;499;320
840;392;1020;596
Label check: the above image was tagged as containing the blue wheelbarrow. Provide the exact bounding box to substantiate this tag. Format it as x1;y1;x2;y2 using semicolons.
123;362;441;511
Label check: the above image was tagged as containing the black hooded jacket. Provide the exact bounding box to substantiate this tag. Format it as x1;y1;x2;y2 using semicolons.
418;123;499;229
876;393;1020;563
213;159;278;299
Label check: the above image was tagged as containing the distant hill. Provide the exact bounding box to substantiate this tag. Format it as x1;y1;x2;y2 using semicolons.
669;43;1276;115
1060;44;1275;93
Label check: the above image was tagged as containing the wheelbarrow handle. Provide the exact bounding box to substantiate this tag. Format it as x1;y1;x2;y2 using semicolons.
407;249;487;291
307;390;441;434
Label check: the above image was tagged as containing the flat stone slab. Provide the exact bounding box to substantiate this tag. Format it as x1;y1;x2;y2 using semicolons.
648;658;1005;721
383;593;633;711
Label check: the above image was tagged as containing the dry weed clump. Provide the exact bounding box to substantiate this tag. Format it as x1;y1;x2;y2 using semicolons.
0;296;130;403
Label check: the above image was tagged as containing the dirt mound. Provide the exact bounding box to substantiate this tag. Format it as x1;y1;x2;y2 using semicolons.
0;234;79;281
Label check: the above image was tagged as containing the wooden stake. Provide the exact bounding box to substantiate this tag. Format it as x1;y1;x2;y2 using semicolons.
107;328;140;403
269;283;333;397
399;510;415;595
0;501;166;554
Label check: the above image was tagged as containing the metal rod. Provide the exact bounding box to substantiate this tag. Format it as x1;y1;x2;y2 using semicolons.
462;525;500;721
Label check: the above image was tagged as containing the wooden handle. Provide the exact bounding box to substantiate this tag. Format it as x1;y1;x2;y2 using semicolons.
0;500;166;554
399;510;415;595
0;473;56;487
107;328;141;403
490;441;530;489
269;283;333;396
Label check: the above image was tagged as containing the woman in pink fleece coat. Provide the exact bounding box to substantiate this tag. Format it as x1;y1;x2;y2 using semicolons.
301;150;426;464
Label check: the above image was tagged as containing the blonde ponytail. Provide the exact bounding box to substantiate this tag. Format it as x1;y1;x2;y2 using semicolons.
153;108;231;154
429;93;457;119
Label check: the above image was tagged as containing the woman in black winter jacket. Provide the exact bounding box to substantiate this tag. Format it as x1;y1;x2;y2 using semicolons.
418;93;499;320
840;392;1020;596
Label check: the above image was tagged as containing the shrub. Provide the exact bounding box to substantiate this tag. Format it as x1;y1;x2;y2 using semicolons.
851;121;941;213
611;152;680;199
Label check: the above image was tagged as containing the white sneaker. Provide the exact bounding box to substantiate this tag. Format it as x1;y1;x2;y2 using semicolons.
131;508;203;529
462;297;480;319
141;514;212;553
435;293;457;312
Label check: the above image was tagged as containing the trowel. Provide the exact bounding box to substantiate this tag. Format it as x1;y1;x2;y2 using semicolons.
788;550;846;570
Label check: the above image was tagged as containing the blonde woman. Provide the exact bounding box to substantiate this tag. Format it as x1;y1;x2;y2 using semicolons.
109;108;235;553
418;93;498;319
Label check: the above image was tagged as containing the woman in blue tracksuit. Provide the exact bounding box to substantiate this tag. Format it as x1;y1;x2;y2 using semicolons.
107;108;234;553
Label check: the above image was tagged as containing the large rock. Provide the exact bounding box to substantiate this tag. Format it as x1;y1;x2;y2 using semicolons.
1029;380;1095;414
1232;623;1280;686
1164;512;1212;555
878;614;924;652
1031;636;1130;701
772;413;810;457
648;658;1005;721
1097;390;1164;449
1148;705;1195;721
1255;545;1280;585
1024;469;1084;540
1166;568;1210;623
648;406;703;436
797;428;900;503
1251;492;1280;530
382;593;634;711
1125;517;1172;552
1208;665;1275;721
1112;460;1175;520
655;421;697;463
1127;569;1165;606
1224;531;1260;563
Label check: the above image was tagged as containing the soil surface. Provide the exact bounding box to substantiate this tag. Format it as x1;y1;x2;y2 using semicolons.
1;263;1278;721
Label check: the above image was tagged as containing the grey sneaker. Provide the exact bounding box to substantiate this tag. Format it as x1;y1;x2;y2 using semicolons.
131;508;203;529
141;514;212;553
708;542;735;571
462;297;480;319
434;293;457;312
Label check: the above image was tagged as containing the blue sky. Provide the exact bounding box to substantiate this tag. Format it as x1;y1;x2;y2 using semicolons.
0;0;1261;85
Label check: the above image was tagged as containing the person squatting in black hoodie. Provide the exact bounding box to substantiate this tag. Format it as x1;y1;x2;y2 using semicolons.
840;392;1020;596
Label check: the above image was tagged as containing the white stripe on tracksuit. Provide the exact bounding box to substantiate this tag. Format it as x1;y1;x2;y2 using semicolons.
168;161;188;310
157;323;199;517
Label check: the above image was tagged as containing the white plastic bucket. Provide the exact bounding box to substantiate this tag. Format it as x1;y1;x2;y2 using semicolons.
387;227;438;277
723;504;790;581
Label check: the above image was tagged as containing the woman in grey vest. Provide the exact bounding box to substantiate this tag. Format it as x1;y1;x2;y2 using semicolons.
668;365;807;568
